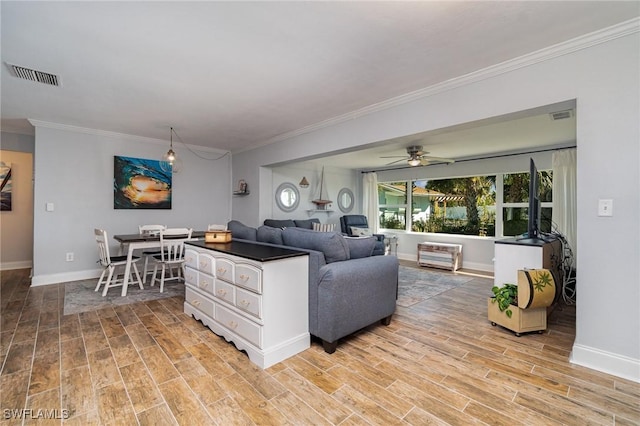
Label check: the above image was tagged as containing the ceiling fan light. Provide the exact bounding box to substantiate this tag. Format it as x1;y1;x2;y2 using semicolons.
408;157;421;167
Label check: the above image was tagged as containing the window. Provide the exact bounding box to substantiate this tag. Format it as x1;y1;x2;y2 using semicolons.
377;169;552;238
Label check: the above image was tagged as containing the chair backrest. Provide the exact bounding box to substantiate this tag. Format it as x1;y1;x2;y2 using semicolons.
340;215;369;235
159;228;193;262
94;228;111;266
139;224;166;236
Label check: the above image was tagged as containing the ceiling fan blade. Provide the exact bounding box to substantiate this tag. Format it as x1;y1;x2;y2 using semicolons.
379;155;407;159
421;156;455;164
385;158;407;165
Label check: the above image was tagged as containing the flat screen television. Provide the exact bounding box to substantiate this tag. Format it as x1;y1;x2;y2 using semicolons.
526;157;541;240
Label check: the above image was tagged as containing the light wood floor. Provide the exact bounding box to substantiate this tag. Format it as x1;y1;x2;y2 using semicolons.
1;266;638;425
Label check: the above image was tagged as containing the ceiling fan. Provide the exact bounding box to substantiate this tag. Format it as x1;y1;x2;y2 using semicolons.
380;145;455;167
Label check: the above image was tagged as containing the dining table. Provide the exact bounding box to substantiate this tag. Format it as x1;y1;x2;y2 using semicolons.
113;231;206;296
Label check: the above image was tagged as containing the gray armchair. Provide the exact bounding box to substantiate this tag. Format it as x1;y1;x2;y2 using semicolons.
340;215;386;256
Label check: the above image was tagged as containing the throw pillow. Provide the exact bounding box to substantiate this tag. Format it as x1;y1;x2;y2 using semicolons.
264;219;296;229
350;226;372;237
282;227;349;263
256;225;284;245
312;223;336;232
227;220;257;241
294;219;320;229
344;236;376;259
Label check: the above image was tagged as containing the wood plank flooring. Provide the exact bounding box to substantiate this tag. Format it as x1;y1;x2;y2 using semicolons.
1;265;638;425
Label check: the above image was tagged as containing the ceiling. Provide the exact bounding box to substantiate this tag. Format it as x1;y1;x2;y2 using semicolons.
1;2;638;166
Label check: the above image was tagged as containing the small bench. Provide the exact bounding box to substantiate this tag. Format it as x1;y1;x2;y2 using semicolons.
417;242;462;272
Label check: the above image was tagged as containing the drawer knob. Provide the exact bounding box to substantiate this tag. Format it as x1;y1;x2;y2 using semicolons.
240;299;250;307
200;281;208;288
228;321;238;329
217;289;227;296
217;268;226;274
191;300;200;307
239;274;249;282
200;261;206;268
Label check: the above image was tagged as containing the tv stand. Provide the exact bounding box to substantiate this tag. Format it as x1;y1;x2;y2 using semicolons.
494;236;563;304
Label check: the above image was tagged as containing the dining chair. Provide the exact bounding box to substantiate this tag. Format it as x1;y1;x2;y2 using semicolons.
150;227;193;292
138;224;167;283
94;228;143;296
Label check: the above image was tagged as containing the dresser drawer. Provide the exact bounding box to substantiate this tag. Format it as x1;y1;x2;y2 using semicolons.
185;287;214;317
197;273;214;294
184;267;198;287
215;305;261;348
184;249;198;269
215;258;235;283
214;280;235;305
236;287;262;319
198;253;215;276
235;264;262;293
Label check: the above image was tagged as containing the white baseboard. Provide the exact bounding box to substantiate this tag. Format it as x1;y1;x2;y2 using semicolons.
571;343;640;383
31;269;101;286
0;260;33;271
397;252;493;273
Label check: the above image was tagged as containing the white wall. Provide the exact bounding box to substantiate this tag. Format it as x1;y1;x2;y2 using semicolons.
31;123;231;285
0;142;34;270
268;164;358;227
232;30;640;381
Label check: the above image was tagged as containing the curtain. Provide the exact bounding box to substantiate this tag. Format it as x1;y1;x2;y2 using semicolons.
552;149;577;262
362;172;379;233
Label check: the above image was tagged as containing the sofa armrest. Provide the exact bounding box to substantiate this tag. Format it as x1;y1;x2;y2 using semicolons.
312;255;398;343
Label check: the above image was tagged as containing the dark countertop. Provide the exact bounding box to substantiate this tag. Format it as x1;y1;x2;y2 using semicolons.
495;235;558;247
186;240;308;262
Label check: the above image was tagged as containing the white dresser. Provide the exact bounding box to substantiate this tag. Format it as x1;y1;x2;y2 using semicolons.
183;241;309;369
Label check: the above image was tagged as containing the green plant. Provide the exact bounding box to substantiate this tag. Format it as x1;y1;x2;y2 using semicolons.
491;284;518;318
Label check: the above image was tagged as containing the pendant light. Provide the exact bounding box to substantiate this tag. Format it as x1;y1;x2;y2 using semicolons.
160;127;182;173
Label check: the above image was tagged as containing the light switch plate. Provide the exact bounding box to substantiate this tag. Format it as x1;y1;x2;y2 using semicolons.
598;199;613;217
46;202;54;212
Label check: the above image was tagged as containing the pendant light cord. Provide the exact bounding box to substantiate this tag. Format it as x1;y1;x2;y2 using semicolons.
170;127;230;161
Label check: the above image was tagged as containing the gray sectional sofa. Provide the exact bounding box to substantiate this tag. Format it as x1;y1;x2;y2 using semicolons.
227;220;399;353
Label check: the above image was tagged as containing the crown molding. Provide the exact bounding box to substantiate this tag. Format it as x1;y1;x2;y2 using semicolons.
27;119;229;154
246;17;639;152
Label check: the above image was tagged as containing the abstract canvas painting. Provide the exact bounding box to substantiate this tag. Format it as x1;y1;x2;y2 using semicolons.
0;162;12;211
114;156;171;209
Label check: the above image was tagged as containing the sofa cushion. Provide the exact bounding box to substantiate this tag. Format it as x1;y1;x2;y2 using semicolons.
256;225;284;245
350;226;372;237
294;218;320;229
282;227;350;263
264;219;296;229
344;236;376;259
227;220;257;241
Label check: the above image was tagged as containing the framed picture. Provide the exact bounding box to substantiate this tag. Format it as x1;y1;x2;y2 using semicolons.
113;156;172;209
0;162;12;211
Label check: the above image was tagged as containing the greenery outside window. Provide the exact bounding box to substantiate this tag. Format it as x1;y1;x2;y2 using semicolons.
377;169;552;238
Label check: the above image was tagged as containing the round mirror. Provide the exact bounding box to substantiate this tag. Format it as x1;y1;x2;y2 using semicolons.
275;182;300;212
337;188;354;213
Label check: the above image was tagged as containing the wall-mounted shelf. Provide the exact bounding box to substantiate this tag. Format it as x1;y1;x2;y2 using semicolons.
233;191;250;196
306;209;334;216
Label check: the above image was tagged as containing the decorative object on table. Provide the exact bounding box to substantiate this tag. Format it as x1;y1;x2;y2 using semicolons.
205;224;232;243
94;228;143;296
299;176;309;188
0;162;12;211
311;166;332;210
488;268;556;336
160;127;183;173
114;155;171;209
233;179;249;195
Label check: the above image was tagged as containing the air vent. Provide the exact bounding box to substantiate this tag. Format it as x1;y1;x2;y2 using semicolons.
9;64;59;86
549;110;573;121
